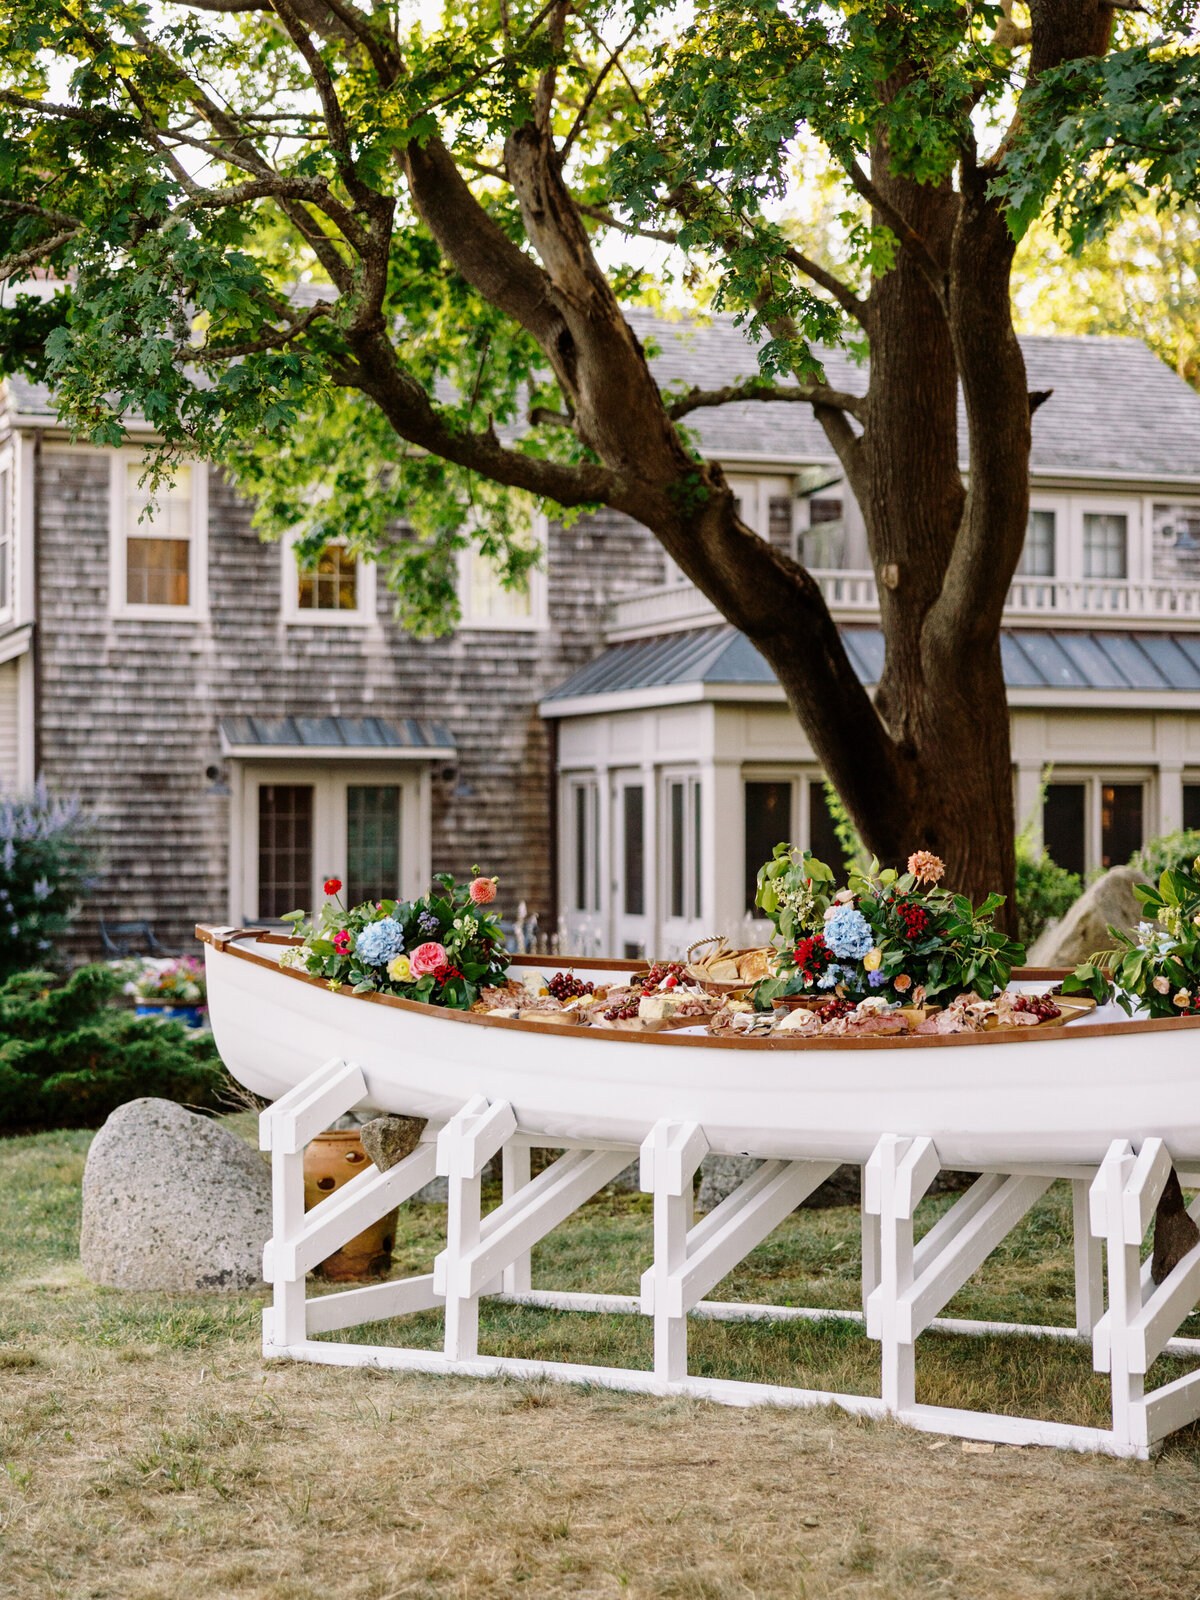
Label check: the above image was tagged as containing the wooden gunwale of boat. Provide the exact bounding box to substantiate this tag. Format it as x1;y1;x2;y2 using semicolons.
195;924;1200;1051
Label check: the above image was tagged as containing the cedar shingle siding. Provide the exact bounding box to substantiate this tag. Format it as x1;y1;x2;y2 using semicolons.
32;446;664;956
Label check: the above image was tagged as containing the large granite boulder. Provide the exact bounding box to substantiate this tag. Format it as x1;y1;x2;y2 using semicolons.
1028;864;1148;968
80;1098;271;1291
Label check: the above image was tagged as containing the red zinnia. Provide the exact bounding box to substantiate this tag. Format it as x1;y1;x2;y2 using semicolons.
323;878;342;896
793;934;832;979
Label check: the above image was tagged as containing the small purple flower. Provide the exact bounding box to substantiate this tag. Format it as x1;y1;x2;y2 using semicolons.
868;969;887;988
418;910;440;935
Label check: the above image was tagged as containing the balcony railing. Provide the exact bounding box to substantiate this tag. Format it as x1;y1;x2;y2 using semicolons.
606;570;1200;640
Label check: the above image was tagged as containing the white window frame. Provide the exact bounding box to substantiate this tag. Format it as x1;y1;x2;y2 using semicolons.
567;775;602;915
457;512;549;632
661;768;703;927
1067;495;1144;584
231;761;429;924
281;531;378;627
0;444;13;626
1017;498;1065;580
109;450;208;621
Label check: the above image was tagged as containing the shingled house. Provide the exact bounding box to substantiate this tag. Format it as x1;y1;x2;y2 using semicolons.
1;310;1199;959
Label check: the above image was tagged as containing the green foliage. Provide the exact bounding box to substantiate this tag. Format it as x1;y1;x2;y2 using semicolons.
1132;829;1200;880
283;871;509;1010
0;0;1193;639
0;783;97;981
821;780;871;881
750;843;1024;1009
1064;860;1200;1016
1014;845;1081;952
0;965;223;1135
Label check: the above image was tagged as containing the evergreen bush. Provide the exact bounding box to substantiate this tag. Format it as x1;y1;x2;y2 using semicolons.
1132;830;1200;882
1014;844;1082;950
0;783;96;980
0;965;225;1135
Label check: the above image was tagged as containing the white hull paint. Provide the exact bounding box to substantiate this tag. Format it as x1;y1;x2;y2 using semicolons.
203;932;1200;1168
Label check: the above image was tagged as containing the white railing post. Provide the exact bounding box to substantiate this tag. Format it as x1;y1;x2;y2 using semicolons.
1072;1178;1104;1337
1090;1140;1145;1450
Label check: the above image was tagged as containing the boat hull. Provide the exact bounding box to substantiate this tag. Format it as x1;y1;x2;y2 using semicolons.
201;931;1200;1168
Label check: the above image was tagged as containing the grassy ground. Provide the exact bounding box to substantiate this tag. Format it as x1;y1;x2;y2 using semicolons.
3;1122;1200;1599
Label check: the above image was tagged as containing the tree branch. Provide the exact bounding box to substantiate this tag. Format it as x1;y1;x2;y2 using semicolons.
783;246;870;327
845;160;948;308
667;379;864;422
181;301;334;362
574;200;679;245
0;229;77;283
560;27;636;163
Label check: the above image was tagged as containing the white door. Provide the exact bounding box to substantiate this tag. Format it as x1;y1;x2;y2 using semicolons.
612;770;650;958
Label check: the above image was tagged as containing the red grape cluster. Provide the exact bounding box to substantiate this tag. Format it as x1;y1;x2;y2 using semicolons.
895;900;930;940
548;971;595;1001
1014;994;1062;1023
638;962;686;989
817;997;855;1024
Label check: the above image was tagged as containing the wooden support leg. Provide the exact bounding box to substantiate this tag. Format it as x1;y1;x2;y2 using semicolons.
864;1134;939;1414
1072;1177;1104;1337
259;1056;369;1352
640;1120;710;1385
502;1140;533;1294
1090;1140;1148;1451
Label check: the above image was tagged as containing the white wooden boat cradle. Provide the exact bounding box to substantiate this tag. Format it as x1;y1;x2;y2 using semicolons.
197;927;1200;1455
258;1055;1200;1460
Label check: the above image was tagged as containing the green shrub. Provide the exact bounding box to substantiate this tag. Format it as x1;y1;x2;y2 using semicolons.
0;965;225;1135
1132;829;1200;881
0;782;97;980
1014;845;1082;950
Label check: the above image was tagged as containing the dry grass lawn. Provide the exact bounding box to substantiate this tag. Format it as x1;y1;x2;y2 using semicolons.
3;1121;1200;1599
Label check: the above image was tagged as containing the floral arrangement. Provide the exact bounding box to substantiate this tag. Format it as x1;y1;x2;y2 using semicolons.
751;845;1024;1010
129;956;206;1005
1066;861;1200;1017
280;871;508;1011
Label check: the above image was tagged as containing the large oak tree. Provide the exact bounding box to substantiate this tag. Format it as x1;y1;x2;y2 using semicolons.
2;0;1198;916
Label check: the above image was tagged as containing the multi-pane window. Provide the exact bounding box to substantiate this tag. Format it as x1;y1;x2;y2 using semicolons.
666;776;702;921
622;785;645;917
0;463;10;613
346;785;401;905
125;463;192;606
744;781;791;914
572;781;600;913
1043;784;1085;879
1083;512;1128;580
1101;784;1143;869
298;544;359;612
464;548;535;625
1017;509;1056;577
258;784;313;919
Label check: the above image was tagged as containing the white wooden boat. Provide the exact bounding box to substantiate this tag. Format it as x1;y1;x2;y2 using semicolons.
198;925;1200;1168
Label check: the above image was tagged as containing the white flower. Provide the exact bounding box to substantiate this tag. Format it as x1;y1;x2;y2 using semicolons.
1153;974;1171;994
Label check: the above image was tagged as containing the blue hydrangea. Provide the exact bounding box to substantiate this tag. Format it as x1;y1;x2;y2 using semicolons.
354;916;405;967
818;964;856;990
824;906;875;960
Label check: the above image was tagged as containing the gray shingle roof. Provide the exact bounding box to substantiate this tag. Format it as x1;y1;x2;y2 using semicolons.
219;714;455;750
621;310;1200;481
543;623;1200;702
6;288;1198;482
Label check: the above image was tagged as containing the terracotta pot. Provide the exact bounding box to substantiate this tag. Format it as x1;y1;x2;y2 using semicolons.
303;1130;398;1282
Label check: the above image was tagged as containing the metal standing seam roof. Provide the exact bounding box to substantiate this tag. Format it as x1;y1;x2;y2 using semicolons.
542;624;1200;703
218;714;455;750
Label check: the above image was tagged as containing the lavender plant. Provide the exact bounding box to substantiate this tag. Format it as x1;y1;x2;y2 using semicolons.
0;782;96;979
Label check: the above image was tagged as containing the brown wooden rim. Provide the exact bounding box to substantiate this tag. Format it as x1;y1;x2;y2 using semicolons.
195;924;1197;1052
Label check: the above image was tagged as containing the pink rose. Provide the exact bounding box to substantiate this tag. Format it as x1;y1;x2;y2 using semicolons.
410;941;448;976
469;876;498;905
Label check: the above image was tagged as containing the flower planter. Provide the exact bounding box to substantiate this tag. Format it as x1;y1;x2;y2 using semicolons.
134;999;207;1029
302;1129;397;1281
